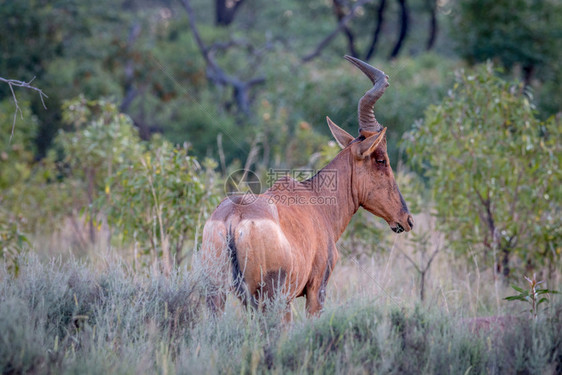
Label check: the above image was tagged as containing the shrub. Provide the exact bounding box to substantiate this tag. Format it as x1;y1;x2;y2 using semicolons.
1;255;561;374
406;63;561;277
105;140;220;274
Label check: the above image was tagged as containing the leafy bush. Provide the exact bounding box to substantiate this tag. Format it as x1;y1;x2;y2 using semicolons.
0;99;72;266
406;63;561;276
451;0;562;118
0;219;30;277
51;96;144;243
0;99;37;189
105;140;220;274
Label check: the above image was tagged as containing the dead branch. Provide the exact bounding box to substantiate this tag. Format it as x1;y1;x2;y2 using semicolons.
208;39;253;54
0;77;48;142
389;0;410;59
365;0;387;60
179;0;265;115
302;0;375;63
215;0;246;26
425;0;437;50
120;23;142;113
400;244;440;301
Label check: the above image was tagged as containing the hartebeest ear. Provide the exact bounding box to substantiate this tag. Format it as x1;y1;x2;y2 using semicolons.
326;117;355;149
357;127;387;157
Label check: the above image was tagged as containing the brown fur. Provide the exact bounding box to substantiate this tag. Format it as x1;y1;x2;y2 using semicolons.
199;124;413;319
200;58;412;320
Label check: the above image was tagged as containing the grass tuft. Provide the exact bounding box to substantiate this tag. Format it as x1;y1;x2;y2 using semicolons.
0;254;560;374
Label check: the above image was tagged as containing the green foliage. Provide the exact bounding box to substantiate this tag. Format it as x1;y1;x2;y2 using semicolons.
53;96;143;240
451;0;562;115
0;0;134;155
105;140;220;270
452;0;561;71
1;95;221;272
258;53;457;168
0;219;30;277
54;97;221;270
375;54;458;161
0;99;37;189
154;96;246;162
0;98;77;243
505;274;560;320
406;63;561;273
57;96;143;186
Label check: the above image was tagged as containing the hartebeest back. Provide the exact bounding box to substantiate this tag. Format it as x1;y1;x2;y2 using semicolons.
199;56;413;320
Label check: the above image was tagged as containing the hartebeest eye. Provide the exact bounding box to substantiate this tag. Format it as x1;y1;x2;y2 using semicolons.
376;159;386;165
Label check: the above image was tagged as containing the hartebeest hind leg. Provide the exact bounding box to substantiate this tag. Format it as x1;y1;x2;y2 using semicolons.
304;286;326;316
304;276;331;317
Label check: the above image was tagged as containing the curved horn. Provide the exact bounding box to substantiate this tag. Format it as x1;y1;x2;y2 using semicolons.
344;55;389;135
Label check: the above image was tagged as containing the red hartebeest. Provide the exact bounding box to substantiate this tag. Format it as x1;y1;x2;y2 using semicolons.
199;56;413;320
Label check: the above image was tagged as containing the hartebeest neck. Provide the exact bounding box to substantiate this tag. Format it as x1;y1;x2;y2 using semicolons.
306;149;360;241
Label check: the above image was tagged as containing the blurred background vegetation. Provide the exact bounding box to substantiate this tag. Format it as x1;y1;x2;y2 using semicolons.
1;0;560;281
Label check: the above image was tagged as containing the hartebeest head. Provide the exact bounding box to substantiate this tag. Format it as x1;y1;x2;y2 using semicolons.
326;56;413;233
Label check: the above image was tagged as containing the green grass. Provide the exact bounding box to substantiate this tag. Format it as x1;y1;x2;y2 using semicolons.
1;254;561;374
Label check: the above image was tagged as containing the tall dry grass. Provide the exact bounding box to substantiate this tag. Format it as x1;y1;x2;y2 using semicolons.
1;218;561;374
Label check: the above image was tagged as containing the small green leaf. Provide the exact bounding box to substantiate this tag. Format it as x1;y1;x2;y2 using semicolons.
511;285;526;293
504;296;526;301
537;297;549;306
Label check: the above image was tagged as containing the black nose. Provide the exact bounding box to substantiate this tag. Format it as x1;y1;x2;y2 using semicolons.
392;223;404;233
407;216;414;230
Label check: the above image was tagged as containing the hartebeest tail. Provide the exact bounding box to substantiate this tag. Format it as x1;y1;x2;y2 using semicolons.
226;227;245;299
199;56;413;320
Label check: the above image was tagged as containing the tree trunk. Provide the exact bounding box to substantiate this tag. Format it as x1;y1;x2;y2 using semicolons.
120;23;141;113
501;248;510;281
389;0;409;59
302;0;375;63
365;0;387;60
425;0;437;51
215;0;245;26
86;168;96;244
523;64;534;86
420;270;425;301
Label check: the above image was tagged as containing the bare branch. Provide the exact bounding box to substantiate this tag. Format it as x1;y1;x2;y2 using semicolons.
422;246;440;273
302;0;375;63
400;249;422;273
120;23;142;113
389;0;410;59
179;0;265;115
215;0;246;26
425;0;438;51
208;39;252;54
0;76;48;142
